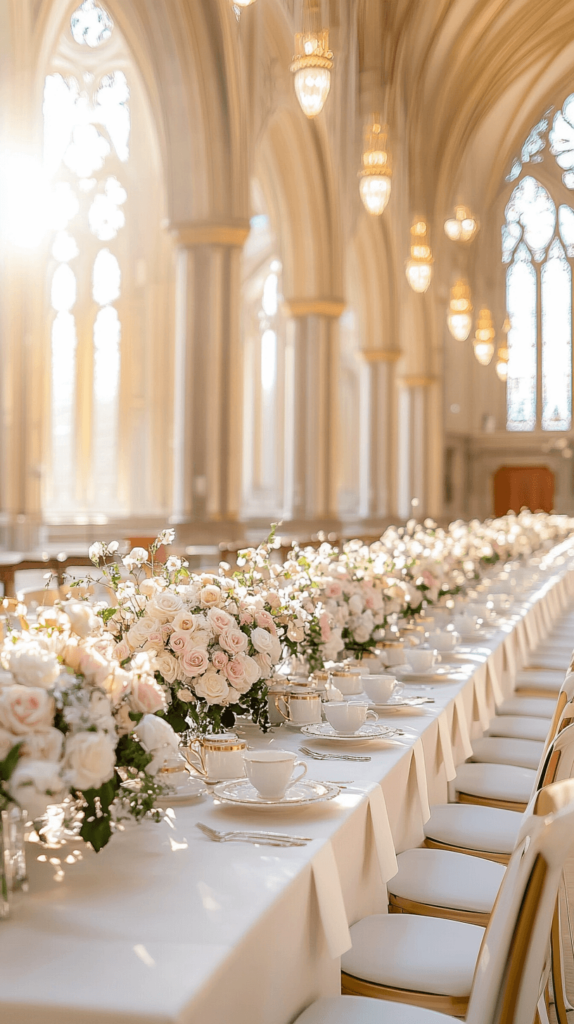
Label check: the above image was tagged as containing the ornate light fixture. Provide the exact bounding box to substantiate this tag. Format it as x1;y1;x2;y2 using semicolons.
359;120;392;216
495;317;510;381
234;0;256;5
290;0;333;119
473;308;495;365
444;205;479;243
447;279;473;341
405;220;433;293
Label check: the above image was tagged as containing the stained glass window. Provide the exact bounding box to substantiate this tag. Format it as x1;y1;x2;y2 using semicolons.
44;1;128;515
506;243;537;431
542;241;571;431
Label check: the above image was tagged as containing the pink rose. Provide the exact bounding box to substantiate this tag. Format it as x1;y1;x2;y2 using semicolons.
0;685;54;735
253;652;272;678
235;653;261;686
170;631;190;653
256;610;277;635
211;649;229;671
324;580;343;599
219;627;248;656
207;608;234;634
225;658;252;693
263;591;281;609
180;647;210;678
239;609;254;626
129;675;166;715
319;612;332;642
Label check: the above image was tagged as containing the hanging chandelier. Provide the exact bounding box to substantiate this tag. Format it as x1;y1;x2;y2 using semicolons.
233;0;256;5
405;220;433;293
359;120;392;216
495;317;510;381
290;0;333;118
447;279;473;341
444;205;479;243
473;308;495;365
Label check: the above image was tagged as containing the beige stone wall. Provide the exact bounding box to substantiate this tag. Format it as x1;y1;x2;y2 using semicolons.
1;0;574;550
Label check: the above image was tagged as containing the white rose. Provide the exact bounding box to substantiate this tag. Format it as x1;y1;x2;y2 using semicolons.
64;601;99;639
0;685;54;735
112;639;131;662
104;666;131;706
129;675;166;715
78;649;112;688
65;732;116;791
172;610;196;632
236;653;261;686
88;690;116;734
219;626;248;656
7;646;60;690
199;585;222;608
21;727;64;762
206;608;234;634
136;714;180;775
8;759;66;819
348;594;364;615
146;591;183;624
253;652;272;678
154;650;178;684
194;669;230;705
352;624;371;644
89;542;104;562
250;627;274;655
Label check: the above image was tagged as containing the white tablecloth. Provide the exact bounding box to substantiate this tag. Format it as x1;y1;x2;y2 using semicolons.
1;553;574;1024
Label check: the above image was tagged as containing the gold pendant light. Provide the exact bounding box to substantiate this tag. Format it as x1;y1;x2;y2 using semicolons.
473;308;495;365
290;0;333;118
447;279;473;341
359;120;392;215
406;220;433;293
444;205;479;243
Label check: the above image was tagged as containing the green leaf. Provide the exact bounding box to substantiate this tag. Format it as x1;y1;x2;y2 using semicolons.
0;742;22;782
159;707;189;733
98;606;119;623
80;814;113;852
115;735;153;773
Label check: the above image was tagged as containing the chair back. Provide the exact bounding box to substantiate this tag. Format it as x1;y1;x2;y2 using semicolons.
467;780;574;1024
544;671;574;746
534;717;574;795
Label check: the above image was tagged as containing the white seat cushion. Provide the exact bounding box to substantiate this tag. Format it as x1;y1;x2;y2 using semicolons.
470;736;544;770
389;848;505;913
498;696;555;718
424;803;521;855
487;715;550;741
454;762;535;803
342;915;484;997
526;657;570;671
515;669;564;693
295;997;452;1024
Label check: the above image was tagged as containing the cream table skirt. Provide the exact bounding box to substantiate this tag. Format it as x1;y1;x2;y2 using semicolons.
1;548;574;1024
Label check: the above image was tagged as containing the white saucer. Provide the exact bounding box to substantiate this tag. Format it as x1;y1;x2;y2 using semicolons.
396;665;440;678
365;696;434;711
149;776;208;806
457;630;490;641
213;778;340;807
301;722;394;741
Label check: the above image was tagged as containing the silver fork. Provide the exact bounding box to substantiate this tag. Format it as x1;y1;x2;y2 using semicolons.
196;822;311;846
299;746;371;762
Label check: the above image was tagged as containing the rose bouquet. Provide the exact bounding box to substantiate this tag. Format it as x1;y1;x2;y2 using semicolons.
0;606;183;852
82;531;284;735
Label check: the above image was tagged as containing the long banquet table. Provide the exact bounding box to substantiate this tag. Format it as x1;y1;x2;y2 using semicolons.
2;545;574;1024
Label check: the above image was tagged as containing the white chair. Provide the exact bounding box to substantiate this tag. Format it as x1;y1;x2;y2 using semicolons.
314;779;574;1021
424;700;574;861
390;718;574;921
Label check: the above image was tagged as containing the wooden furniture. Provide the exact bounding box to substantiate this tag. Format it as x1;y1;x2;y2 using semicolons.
493;465;554;517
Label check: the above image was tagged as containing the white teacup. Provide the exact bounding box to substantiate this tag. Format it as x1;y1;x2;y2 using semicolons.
329;670;363;696
453;613;478;636
427;630;458;653
323;701;378;735
346;654;382;674
183;733;247;781
243;750;307;801
381;645;407;667
275;692;322;725
404;647;436;672
361;674;403;704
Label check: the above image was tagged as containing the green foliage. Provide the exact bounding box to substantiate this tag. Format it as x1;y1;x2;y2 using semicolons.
115;734;152;773
98;606;119;623
79;778;118;852
0;742;23;782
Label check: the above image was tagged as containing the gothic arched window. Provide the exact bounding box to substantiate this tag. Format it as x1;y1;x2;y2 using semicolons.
43;0;168;521
502;97;574;433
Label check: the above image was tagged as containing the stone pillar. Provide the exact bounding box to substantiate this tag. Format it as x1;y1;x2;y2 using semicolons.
358;349;401;523
396;375;436;521
171;223;249;542
283;299;345;530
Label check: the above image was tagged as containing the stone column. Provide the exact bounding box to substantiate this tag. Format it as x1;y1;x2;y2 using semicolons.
171;223;249;542
396;375;436;521
283;299;345;531
358;349;401;523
